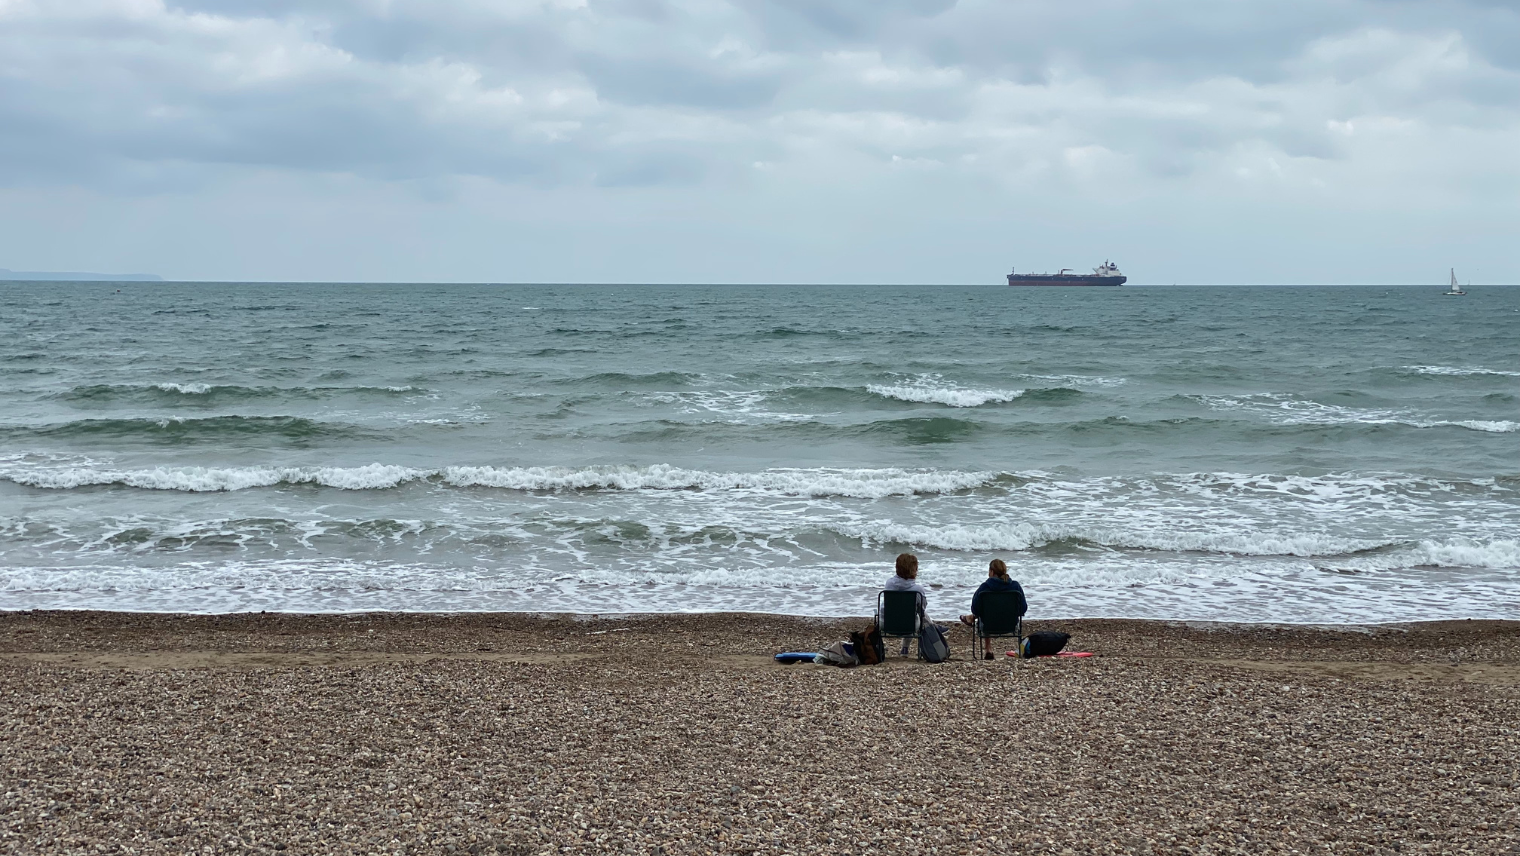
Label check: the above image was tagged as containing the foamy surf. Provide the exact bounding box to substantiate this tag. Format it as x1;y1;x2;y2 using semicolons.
3;553;1516;624
1190;393;1520;432
0;462;1000;497
1401;365;1520;377
866;375;1025;407
4;282;1519;622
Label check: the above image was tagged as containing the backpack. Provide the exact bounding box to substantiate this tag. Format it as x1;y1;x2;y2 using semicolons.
850;625;885;666
1020;631;1071;658
918;623;950;664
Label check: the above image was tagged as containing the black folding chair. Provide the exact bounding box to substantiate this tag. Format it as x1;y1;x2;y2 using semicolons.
876;590;923;658
971;589;1027;660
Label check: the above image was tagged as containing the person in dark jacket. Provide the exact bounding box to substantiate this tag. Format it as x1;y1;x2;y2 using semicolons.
959;558;1024;660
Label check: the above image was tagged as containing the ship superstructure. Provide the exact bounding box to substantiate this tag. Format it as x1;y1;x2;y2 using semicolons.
1007;260;1127;286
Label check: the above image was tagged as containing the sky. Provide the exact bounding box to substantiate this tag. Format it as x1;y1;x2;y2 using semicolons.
1;0;1517;284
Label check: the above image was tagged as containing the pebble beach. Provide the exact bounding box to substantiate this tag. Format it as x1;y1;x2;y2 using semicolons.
3;611;1517;854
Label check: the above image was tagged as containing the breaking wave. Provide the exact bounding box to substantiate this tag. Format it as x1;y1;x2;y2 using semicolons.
56;383;422;402
866;382;1025;407
1399;365;1520;377
837;521;1520;568
0;415;367;443
1190;393;1520;433
837;520;1397;557
0;463;1001;497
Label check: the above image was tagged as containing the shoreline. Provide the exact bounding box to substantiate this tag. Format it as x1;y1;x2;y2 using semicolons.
6;605;1517;630
5;610;1518;853
6;609;1519;670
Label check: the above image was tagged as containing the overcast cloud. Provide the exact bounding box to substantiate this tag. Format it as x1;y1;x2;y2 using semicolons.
1;0;1516;283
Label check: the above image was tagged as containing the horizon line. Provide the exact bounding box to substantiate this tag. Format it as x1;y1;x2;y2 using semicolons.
4;280;1518;288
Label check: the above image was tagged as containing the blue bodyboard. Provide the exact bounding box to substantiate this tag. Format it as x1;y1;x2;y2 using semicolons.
774;652;817;664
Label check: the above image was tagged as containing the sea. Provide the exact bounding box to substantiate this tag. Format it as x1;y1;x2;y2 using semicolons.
2;282;1517;623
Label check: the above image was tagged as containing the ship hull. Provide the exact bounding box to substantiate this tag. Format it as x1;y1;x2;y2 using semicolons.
1007;275;1126;286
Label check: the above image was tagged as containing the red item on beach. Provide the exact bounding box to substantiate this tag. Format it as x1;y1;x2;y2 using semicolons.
1007;650;1094;658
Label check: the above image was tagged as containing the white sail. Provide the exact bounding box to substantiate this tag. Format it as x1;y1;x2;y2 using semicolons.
1444;268;1466;296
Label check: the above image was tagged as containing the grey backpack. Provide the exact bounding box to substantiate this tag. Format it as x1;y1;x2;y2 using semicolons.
918;623;950;663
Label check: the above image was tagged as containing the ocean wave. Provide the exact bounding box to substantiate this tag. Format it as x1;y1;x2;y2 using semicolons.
865;374;1026;407
1155;470;1507;500
841;521;1520;569
0;463;1000;497
0;415;367;443
443;465;996;496
837;521;1400;557
5;553;1517;621
866;383;1025;407
85;516;454;554
2;462;417;492
856;416;987;443
1400;365;1520;377
1190;393;1519;433
55;382;423;402
1018;387;1085;403
558;371;703;389
10;462;1507;504
1317;539;1520;572
642;390;813;423
1018;374;1127;388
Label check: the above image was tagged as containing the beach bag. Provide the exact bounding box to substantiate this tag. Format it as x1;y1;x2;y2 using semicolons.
1021;631;1072;658
817;640;858;667
851;625;884;666
918;623;950;664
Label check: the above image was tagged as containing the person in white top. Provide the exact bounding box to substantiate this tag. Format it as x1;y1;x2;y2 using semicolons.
882;552;928;655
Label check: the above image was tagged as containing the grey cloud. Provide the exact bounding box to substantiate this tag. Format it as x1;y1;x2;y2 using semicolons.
1;0;1516;194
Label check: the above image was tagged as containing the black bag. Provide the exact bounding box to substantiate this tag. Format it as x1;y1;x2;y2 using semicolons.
1021;631;1071;658
851;625;885;666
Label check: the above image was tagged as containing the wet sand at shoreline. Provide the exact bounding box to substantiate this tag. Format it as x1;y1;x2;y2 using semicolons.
4;611;1518;854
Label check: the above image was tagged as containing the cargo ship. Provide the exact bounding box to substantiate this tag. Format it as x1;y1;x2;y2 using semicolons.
1007;260;1126;286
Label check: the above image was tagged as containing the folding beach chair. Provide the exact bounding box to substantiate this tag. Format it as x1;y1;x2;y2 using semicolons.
877;590;923;658
971;589;1027;660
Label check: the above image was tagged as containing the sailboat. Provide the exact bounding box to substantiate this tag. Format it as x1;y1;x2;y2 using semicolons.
1443;268;1466;296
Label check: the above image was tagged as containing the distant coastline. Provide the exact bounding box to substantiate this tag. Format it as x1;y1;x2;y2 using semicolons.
0;267;162;282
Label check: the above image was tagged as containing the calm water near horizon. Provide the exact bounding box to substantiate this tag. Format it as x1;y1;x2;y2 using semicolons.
2;282;1517;622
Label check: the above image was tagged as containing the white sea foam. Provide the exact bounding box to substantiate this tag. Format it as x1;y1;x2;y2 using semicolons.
0;462;997;498
1445;420;1520;433
1410;538;1520;568
81;382;425;396
1019;374;1127;387
1161;470;1495;500
643;390;812;423
1319;539;1520;572
2;463;425;492
1193;393;1519;433
442;465;995;497
5;551;1518;622
867;375;1025;407
837;521;1395;557
153;382;212;394
1402;365;1520;377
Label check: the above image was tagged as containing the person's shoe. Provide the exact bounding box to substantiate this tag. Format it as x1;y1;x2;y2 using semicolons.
983;651;994;661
